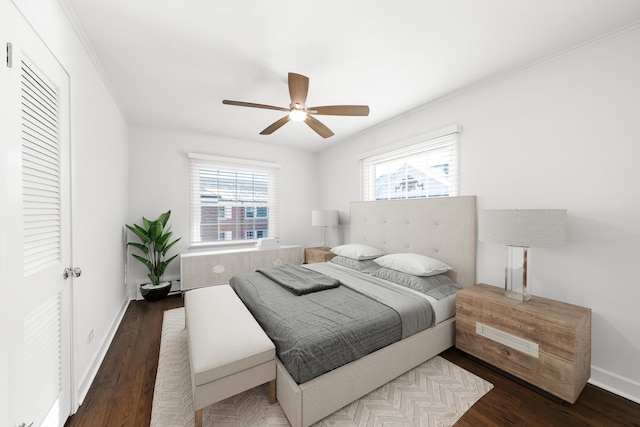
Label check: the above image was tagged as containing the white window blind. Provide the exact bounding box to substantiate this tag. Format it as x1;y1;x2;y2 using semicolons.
188;153;280;245
360;128;460;201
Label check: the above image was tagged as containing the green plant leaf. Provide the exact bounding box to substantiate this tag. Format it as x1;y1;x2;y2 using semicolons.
131;253;152;270
164;253;179;266
158;210;171;227
162;237;181;255
126;224;150;244
156;231;171;251
127;242;149;255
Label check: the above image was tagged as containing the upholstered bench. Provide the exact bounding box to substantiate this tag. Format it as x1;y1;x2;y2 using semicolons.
185;285;276;427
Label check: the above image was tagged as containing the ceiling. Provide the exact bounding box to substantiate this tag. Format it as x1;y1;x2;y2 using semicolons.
63;0;640;152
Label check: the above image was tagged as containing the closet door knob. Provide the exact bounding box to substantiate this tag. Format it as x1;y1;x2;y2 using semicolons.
63;267;83;279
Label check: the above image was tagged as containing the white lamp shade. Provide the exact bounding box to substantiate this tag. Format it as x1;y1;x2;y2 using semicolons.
479;209;567;247
311;210;339;227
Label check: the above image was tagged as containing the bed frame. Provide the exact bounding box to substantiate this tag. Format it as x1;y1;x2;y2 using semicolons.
276;196;477;427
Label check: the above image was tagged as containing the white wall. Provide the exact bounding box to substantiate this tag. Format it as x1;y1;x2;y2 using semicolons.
13;0;640;410
318;27;640;402
12;0;131;410
127;127;319;296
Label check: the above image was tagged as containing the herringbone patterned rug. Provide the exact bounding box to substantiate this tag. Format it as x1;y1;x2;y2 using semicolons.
151;308;493;427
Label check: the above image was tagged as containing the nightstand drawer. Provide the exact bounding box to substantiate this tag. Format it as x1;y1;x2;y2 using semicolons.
304;247;336;264
456;284;591;403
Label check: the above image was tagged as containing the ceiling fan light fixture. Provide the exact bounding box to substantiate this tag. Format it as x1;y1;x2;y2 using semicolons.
289;109;307;122
222;72;369;138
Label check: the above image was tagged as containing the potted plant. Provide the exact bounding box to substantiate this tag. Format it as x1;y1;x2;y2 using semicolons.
126;210;181;301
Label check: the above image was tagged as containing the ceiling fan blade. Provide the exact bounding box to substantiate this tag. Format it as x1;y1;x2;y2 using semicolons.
260;115;291;135
223;99;289;112
288;73;309;107
308;105;370;116
304;115;334;139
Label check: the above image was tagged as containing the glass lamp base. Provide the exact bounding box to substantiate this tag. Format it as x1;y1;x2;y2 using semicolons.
505;289;531;302
505;245;531;302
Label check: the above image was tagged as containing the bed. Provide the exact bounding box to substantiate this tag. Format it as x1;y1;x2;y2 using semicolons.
233;196;477;426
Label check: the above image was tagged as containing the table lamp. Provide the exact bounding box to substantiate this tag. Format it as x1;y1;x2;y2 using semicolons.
311;210;339;248
479;209;567;302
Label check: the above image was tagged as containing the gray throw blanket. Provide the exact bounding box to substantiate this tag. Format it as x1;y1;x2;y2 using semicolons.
257;264;340;295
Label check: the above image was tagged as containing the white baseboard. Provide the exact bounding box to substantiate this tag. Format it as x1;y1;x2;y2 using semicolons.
74;295;130;410
590;365;640;405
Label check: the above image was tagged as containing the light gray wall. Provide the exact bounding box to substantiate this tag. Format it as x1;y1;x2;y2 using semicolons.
12;0;132;410
318;26;640;402
126;127;320;296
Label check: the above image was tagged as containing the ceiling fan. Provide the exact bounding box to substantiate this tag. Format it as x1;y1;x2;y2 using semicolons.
222;72;369;139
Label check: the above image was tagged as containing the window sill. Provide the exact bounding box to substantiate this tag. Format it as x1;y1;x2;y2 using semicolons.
188;240;258;252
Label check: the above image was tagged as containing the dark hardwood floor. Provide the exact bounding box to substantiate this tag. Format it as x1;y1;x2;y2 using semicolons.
65;294;640;426
442;348;640;427
65;294;184;427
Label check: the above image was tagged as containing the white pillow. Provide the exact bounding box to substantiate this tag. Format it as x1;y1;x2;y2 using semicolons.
373;253;451;276
330;244;384;260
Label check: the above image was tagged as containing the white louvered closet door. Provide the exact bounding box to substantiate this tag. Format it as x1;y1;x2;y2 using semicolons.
1;2;73;427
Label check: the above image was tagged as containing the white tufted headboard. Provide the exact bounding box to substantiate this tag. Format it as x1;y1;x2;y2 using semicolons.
349;196;477;288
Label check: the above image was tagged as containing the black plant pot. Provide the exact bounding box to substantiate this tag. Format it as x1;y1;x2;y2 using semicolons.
140;281;172;302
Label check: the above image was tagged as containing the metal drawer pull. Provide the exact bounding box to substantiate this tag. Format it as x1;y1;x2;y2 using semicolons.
476;321;539;358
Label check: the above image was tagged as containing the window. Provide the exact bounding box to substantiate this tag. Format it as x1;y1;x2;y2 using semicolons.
217;206;232;219
189;153;280;245
245;206;268;219
360;126;460;201
245;229;267;239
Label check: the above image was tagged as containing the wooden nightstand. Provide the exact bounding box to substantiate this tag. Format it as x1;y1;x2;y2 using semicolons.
304;247;336;264
455;283;591;403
